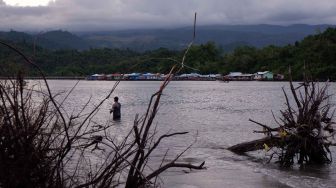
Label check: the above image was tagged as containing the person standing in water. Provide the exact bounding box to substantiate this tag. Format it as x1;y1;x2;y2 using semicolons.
110;96;121;120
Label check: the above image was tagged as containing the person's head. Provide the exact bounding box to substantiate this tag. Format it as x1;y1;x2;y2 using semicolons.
114;96;119;102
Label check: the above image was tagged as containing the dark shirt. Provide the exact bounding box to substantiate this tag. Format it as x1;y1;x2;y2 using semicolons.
112;102;121;119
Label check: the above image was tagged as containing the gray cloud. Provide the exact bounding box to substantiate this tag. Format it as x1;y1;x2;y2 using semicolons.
0;0;6;6
0;0;336;31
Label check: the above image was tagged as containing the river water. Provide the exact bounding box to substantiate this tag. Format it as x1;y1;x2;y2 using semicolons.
40;80;336;188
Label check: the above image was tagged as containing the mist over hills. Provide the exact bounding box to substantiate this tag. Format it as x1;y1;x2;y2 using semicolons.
0;24;333;51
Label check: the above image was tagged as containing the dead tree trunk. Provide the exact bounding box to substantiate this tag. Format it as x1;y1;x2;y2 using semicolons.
228;136;282;153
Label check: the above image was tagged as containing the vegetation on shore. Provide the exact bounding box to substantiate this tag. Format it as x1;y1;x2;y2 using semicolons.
1;28;336;80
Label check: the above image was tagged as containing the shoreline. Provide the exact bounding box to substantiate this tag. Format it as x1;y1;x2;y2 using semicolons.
1;77;328;82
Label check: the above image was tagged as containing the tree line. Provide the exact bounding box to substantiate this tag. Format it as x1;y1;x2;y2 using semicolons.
1;27;336;80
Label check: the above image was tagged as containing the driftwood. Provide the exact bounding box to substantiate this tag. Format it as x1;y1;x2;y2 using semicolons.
228;66;336;166
228;136;281;153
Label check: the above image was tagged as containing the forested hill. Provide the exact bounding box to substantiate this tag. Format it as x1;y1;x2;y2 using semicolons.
0;24;332;51
1;27;336;81
0;30;91;50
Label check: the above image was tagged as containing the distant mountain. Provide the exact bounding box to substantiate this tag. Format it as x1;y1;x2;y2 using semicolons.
0;30;33;44
0;24;334;51
38;30;91;50
78;24;334;51
0;30;91;50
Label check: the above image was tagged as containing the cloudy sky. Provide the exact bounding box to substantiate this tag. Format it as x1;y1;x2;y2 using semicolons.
0;0;336;31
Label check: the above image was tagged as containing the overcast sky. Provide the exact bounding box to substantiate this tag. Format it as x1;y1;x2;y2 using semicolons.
0;0;336;31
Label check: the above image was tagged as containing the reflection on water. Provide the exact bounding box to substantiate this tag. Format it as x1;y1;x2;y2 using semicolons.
33;80;336;188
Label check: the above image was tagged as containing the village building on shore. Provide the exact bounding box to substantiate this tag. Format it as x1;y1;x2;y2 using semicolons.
224;72;254;81
87;72;221;81
222;71;284;81
87;71;283;81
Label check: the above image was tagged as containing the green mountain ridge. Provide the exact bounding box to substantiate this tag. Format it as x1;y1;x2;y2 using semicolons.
0;30;92;50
